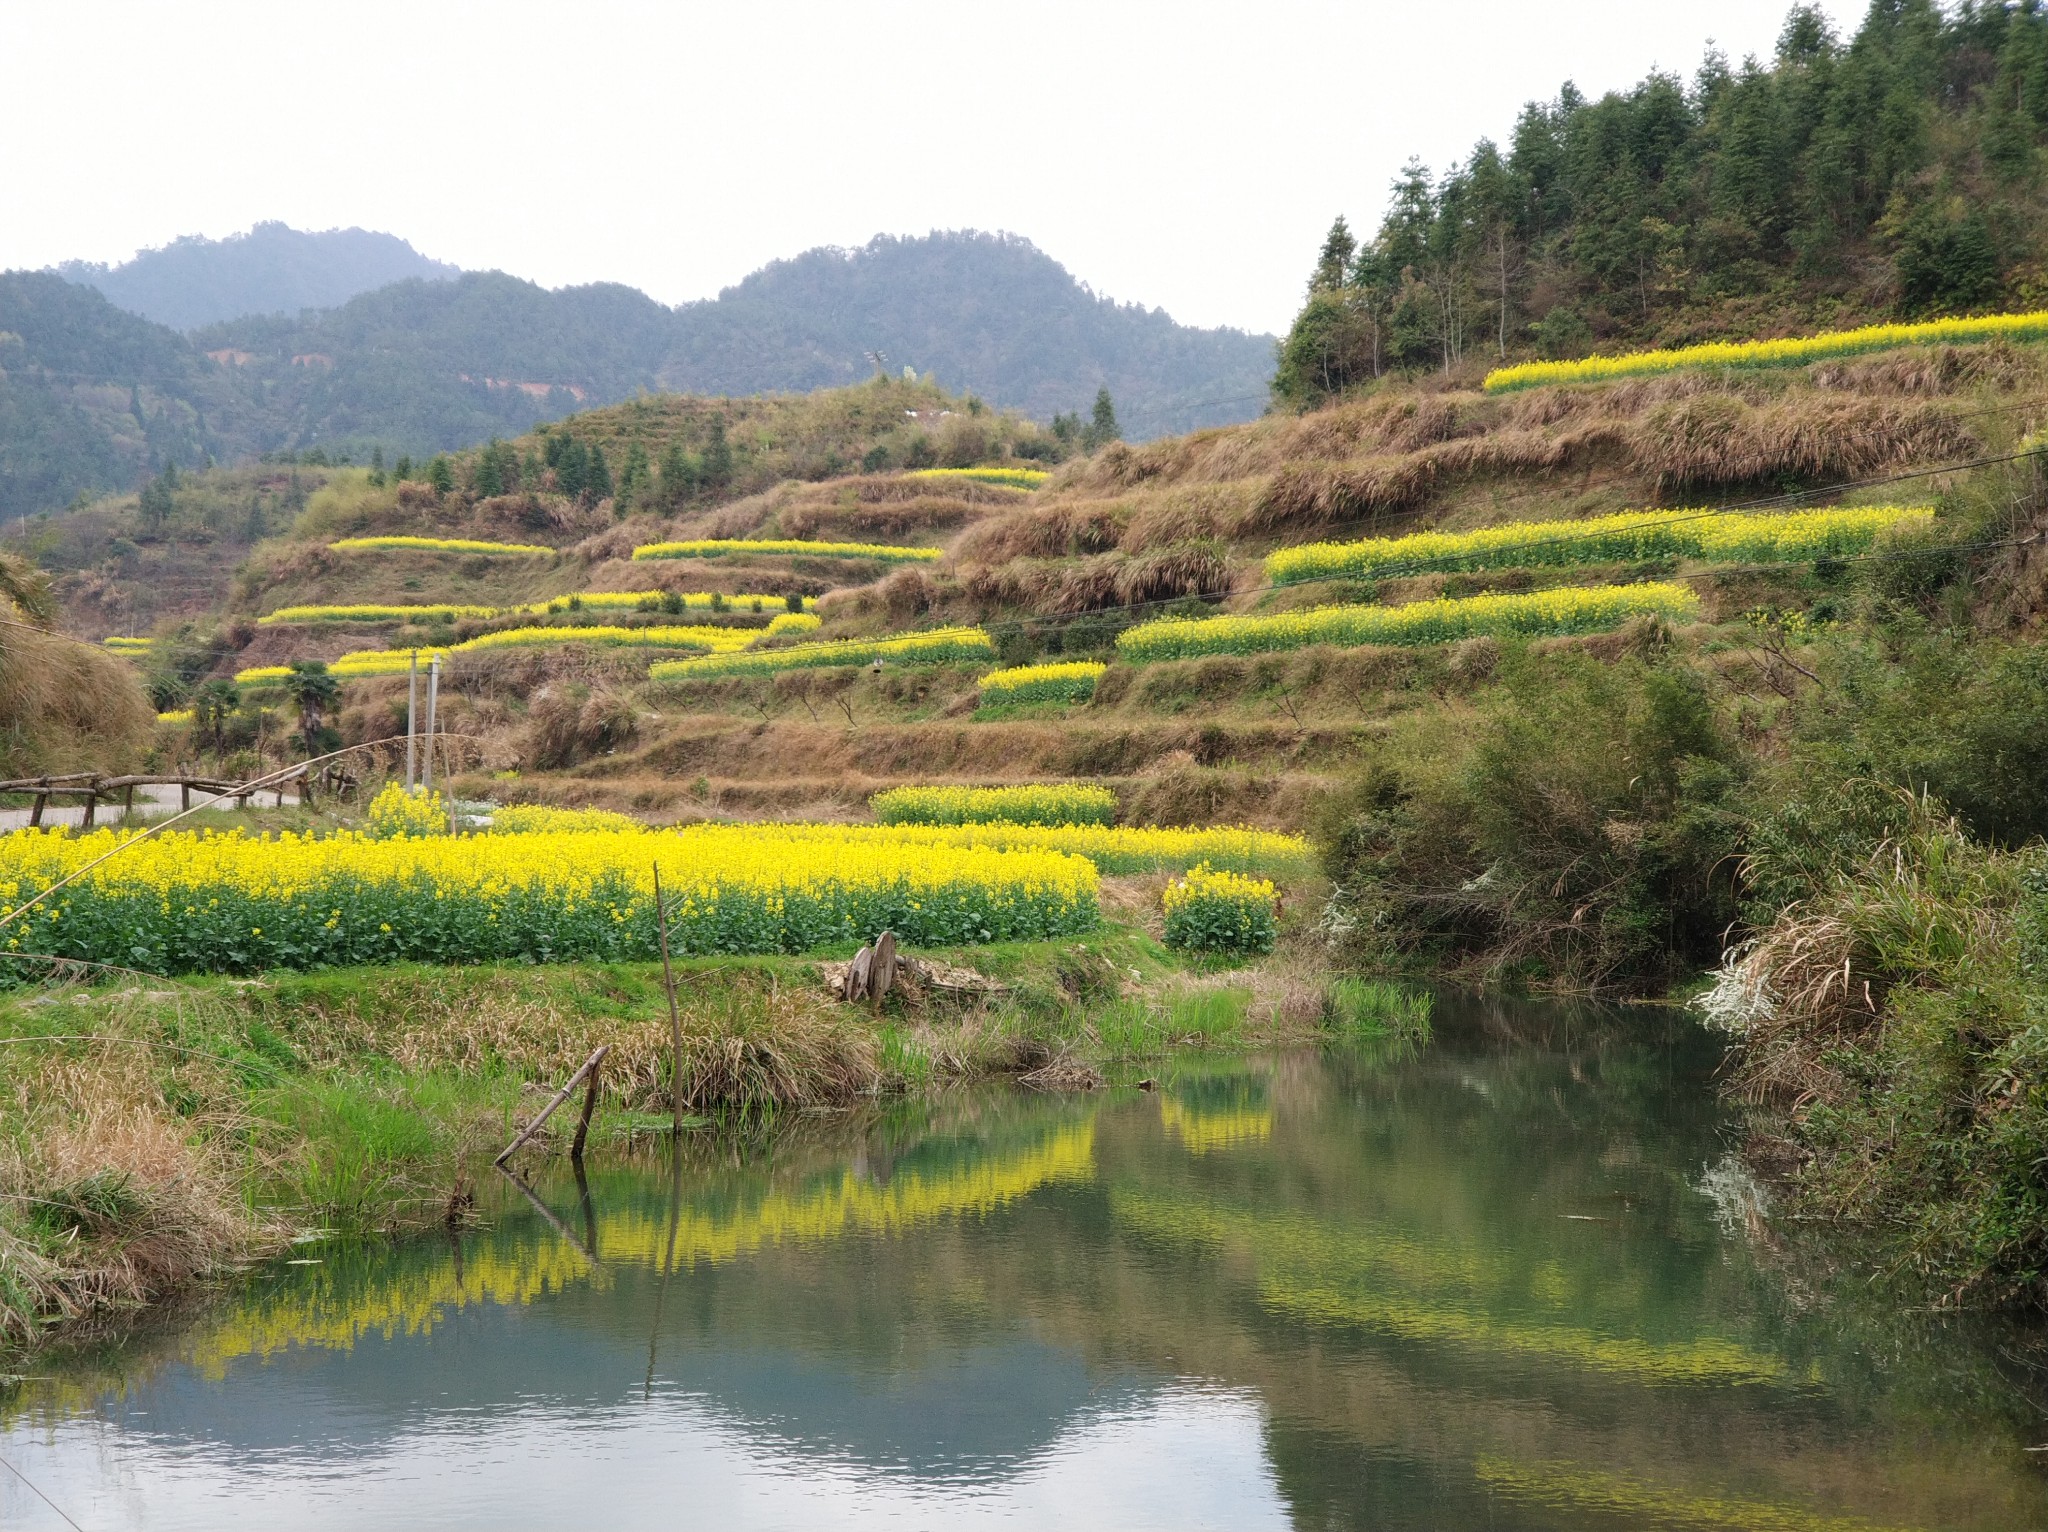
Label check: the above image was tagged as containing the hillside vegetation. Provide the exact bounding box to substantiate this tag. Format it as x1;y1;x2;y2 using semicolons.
26;184;2048;1311
1278;0;2048;402
3;231;1270;522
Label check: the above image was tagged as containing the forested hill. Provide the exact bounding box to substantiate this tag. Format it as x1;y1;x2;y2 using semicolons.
1277;0;2048;404
58;223;459;332
659;233;1275;440
3;231;1271;520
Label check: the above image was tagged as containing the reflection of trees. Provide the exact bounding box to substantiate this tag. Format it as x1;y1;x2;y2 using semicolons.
14;1038;2046;1530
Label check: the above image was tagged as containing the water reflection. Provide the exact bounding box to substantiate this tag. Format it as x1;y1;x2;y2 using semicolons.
6;997;2047;1530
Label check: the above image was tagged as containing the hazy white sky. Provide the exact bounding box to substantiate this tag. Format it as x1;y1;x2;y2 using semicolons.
7;1;1865;336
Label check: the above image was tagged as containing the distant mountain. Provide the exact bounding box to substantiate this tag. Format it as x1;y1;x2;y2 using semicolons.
0;272;244;518
661;233;1274;439
58;222;458;331
5;229;1273;520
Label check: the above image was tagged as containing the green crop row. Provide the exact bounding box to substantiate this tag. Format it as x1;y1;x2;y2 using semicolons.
1267;506;1934;584
649;626;994;680
1483;308;2048;392
631;538;942;563
1117;583;1700;662
870;783;1117;828
976;660;1106;704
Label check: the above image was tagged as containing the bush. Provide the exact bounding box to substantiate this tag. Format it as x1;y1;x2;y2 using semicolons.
1162;863;1277;954
1316;652;1742;989
365;783;445;839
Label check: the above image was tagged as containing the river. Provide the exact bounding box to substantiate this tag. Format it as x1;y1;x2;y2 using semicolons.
4;995;2044;1529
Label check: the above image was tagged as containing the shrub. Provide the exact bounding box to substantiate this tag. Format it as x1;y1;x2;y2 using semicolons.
1162;863;1278;954
871;784;1116;827
1118;584;1699;663
1316;652;1743;990
976;660;1107;705
365;783;446;839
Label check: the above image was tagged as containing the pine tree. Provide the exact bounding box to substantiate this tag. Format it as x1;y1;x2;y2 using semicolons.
1311;217;1357;292
585;442;614;504
701;417;733;489
473;439;505;498
1083;388;1120;451
659;441;697;506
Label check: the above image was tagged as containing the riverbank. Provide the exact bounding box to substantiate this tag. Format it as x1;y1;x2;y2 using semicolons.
0;926;1425;1349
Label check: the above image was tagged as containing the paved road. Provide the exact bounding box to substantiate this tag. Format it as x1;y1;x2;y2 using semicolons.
0;781;304;833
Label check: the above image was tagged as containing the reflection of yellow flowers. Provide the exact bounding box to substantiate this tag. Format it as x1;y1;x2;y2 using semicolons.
1159;1097;1272;1154
1472;1456;1905;1532
1119;584;1700;662
186;1121;1095;1371
1110;1189;1790;1388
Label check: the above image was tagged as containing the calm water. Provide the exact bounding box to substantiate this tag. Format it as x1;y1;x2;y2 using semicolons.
6;997;2047;1530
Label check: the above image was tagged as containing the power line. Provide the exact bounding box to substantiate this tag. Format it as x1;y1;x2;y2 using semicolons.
0;1447;84;1532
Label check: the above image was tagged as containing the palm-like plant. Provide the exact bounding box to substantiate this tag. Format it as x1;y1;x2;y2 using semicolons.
283;660;341;753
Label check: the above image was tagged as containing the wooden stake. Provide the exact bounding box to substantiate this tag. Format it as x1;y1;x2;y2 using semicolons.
653;863;685;1135
495;1044;610;1167
571;1048;605;1161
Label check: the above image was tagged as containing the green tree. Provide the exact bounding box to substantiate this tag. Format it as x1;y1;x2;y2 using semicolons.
473;438;505;498
658;441;698;506
700;417;733;489
585;442;614;504
1310;216;1357;292
425;456;455;496
283;660;341;755
192;679;239;755
1083;388;1120;450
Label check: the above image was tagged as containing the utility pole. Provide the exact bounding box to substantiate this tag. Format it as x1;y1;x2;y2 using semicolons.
404;652;419;792
422;655;441;792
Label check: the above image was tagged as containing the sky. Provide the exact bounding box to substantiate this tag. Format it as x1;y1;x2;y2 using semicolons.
6;0;1867;338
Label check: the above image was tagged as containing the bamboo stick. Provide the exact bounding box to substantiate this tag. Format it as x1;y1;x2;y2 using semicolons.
495;1044;610;1167
653;863;685;1135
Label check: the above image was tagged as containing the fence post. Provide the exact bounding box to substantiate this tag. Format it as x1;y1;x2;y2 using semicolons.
422;656;440;793
405;652;419;792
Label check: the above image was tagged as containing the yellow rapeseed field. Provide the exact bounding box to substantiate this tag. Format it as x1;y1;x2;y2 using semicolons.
976;660;1106;704
328;536;554;556
0;822;1101;973
1483;309;2048;392
632;538;942;563
649;626;993;680
1268;506;1935;584
1119;583;1700;662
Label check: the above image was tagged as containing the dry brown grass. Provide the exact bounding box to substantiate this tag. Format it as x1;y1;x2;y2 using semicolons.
0;627;155;776
1;1025;268;1344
